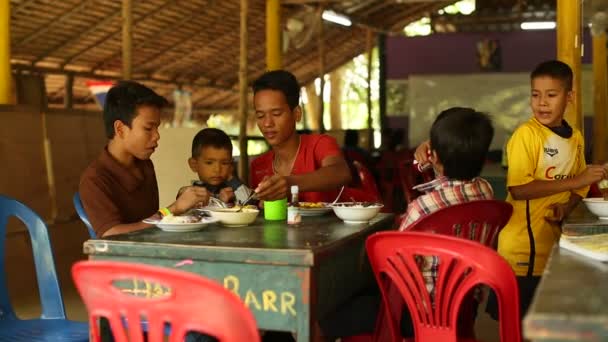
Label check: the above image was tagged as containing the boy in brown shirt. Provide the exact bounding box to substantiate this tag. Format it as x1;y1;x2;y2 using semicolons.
80;81;209;237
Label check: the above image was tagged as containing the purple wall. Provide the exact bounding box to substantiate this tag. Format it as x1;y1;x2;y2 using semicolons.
387;30;592;79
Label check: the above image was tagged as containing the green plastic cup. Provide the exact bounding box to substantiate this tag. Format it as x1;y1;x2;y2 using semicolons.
264;198;287;220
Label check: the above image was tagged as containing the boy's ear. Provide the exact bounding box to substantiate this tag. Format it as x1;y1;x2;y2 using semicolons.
293;106;302;123
188;157;198;173
114;120;125;139
567;90;575;103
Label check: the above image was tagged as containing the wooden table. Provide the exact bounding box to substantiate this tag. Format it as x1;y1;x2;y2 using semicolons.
523;204;608;341
84;213;395;341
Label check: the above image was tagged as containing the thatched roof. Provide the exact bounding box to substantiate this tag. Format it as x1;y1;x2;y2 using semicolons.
10;0;453;114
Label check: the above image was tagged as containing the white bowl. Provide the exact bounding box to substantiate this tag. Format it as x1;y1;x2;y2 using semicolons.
330;202;383;224
207;207;259;227
583;198;608;220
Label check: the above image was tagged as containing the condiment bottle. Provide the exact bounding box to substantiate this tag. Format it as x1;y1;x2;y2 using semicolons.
287;185;301;225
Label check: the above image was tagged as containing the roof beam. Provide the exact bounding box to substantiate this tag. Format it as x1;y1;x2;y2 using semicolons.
58;0;177;68
32;7;122;64
91;1;210;72
12;64;237;93
16;0;95;47
387;1;452;31
282;0;344;3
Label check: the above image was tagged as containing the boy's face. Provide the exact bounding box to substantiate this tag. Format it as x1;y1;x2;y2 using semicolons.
530;76;573;128
188;146;233;186
117;105;161;160
254;89;301;147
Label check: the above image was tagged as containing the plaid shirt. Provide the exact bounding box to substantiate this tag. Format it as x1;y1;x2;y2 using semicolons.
399;176;494;302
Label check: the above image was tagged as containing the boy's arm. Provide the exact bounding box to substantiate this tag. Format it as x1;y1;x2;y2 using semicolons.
509;165;607;200
545;192;583;223
255;155;352;200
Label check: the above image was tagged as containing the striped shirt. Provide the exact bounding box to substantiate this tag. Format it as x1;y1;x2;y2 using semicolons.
399;176;494;302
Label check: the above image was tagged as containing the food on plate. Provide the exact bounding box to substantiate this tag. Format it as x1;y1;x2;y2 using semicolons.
160;215;201;224
299;202;326;208
332;202;382;208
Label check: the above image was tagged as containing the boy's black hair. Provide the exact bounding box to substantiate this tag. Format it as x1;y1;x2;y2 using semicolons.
191;128;233;158
430;107;494;180
252;70;300;110
530;60;573;91
344;129;359;147
103;81;168;139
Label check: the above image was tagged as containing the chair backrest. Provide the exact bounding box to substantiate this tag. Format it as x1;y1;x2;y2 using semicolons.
73;192;97;239
0;195;66;320
366;232;521;342
353;161;380;201
407;200;513;248
72;261;260;342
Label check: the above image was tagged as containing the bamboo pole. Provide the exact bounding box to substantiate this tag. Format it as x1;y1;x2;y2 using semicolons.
366;29;374;150
378;33;387;134
318;6;325;133
329;68;342;130
556;0;582;130
0;0;11;104
65;73;74;109
266;0;281;70
238;0;249;182
592;12;608;163
122;0;133;80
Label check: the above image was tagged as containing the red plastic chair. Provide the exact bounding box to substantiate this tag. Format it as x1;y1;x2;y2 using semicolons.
406;200;513;248
366;232;521;342
71;261;260;342
354;161;381;201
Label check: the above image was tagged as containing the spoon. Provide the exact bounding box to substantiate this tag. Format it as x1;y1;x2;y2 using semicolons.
330;186;346;206
236;191;257;212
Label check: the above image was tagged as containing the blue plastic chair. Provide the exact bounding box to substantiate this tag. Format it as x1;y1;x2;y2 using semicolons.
73;192;96;239
0;195;89;341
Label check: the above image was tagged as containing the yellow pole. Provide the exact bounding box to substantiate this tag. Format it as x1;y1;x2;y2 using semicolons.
0;0;12;104
556;0;582;130
592;13;608;163
266;0;281;70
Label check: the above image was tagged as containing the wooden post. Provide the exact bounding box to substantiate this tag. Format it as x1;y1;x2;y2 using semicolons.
318;7;325;133
238;0;249;183
122;0;133;80
266;0;281;70
592;12;607;163
329;69;342;130
64;73;74;109
378;33;387;135
556;0;582;130
0;0;11;104
366;29;374;150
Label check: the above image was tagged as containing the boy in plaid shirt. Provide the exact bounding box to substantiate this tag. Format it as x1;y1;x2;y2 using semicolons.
401;107;495;305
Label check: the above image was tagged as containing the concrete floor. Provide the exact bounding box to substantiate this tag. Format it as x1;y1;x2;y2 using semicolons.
8;219;501;342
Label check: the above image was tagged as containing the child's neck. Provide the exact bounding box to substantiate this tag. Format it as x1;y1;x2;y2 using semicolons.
107;139;136;168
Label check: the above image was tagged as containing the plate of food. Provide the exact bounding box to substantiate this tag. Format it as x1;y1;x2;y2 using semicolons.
143;214;219;232
297;202;333;216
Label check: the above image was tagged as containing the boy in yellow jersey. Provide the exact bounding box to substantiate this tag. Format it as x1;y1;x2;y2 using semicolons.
487;60;608;320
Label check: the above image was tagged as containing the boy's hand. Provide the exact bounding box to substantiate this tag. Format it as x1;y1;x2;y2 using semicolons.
415;140;431;164
219;187;235;203
575;165;608;188
545;202;569;223
255;175;288;201
171;186;210;214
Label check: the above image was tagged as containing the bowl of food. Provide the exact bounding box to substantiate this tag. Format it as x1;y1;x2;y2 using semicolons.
329;202;384;224
207;206;260;227
582;197;608;220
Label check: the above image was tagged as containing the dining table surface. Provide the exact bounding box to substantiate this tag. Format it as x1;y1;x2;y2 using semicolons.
523;203;608;342
83;212;396;341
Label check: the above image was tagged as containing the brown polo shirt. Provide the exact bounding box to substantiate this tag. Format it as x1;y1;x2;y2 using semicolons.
79;148;159;237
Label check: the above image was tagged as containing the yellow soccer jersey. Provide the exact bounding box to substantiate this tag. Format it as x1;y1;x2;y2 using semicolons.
498;118;588;276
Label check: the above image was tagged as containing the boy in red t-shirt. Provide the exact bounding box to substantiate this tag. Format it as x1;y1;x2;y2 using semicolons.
251;70;352;202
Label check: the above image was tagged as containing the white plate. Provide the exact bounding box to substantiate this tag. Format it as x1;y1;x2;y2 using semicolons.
143;217;219;232
298;204;333;217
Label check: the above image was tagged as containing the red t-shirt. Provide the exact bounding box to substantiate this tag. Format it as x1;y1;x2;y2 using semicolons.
251;134;342;202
